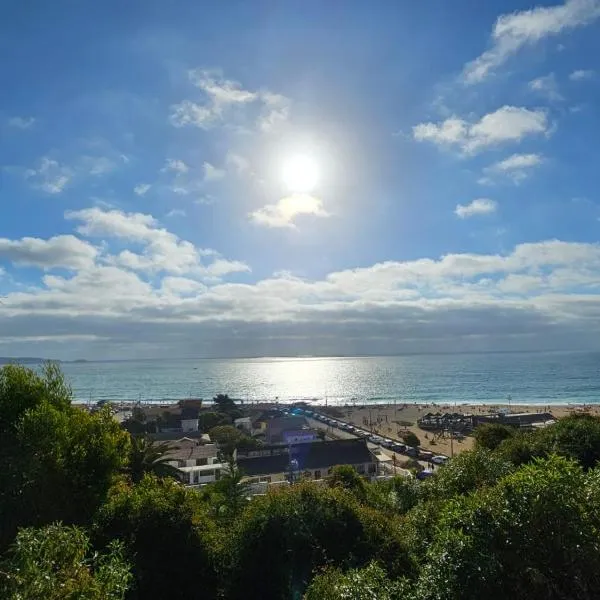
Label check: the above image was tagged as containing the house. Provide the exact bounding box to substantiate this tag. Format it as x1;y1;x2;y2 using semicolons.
265;416;317;445
234;416;253;434
164;439;227;486
148;430;209;443
237;439;378;485
180;406;200;432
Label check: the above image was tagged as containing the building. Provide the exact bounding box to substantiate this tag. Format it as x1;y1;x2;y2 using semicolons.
264;416;317;445
234;416;253;434
180;406;200;432
237;439;378;485
164;438;227;486
473;412;555;428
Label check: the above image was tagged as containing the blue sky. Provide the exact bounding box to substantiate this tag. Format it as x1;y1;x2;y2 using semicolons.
1;0;600;359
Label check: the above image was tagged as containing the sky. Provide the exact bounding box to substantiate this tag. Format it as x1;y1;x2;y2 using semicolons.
1;0;600;360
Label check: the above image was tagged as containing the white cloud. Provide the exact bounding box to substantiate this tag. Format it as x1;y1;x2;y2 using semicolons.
250;194;329;228
170;69;291;132
8;116;35;129
65;207;249;277
162;158;189;174
569;68;596;80
166;209;186;218
486;152;544;183
134;183;151;196
0;235;97;269
80;155;117;176
455;198;498;218
203;162;225;181
414;106;549;154
24;157;73;194
463;0;600;84
529;73;563;101
5;239;600;358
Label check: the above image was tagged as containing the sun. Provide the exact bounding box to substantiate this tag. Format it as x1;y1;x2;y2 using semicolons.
281;154;319;194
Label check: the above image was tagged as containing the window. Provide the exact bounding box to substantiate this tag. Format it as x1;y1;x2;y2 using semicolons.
197;457;208;466
314;470;321;480
356;464;365;474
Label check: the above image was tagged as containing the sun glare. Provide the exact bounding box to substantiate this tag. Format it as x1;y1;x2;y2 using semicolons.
281;154;319;194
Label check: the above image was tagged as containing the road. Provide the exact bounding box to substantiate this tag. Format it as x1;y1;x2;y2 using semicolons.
307;416;417;476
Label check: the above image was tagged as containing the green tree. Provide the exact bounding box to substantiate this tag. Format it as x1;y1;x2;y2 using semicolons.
328;465;368;501
93;476;219;600
420;448;513;501
225;482;413;600
366;476;420;515
198;410;231;431
208;457;251;518
411;455;600;600
0;365;130;549
212;393;241;418
305;562;406;600
0;524;131;600
495;431;540;466
402;432;420;448
473;423;515;450
535;414;600;470
127;436;180;484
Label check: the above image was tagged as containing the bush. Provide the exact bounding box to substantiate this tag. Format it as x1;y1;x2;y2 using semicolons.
473;423;515;450
402;432;420;447
224;482;413;600
0;524;131;600
93;476;220;600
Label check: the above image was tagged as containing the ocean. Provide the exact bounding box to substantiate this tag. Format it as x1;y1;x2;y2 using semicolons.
47;351;600;406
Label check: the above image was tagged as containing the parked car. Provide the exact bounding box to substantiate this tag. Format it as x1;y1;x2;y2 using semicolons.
431;455;448;465
392;443;406;453
405;447;418;457
419;450;434;460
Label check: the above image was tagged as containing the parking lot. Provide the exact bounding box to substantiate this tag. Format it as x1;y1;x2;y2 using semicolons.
291;408;449;471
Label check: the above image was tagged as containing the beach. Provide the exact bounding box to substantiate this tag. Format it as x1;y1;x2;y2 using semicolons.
334;402;600;457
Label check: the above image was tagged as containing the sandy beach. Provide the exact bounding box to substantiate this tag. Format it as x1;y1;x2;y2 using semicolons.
336;403;600;457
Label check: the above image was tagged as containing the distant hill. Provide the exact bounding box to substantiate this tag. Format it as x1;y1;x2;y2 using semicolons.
0;357;89;365
0;357;58;365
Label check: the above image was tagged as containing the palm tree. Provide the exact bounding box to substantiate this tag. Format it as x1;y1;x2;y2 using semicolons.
128;436;180;483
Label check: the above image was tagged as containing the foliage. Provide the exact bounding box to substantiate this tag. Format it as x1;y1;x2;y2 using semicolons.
0;524;131;600
225;482;413;600
0;364;130;549
473;423;515;450
127;436;180;483
209;424;259;456
93;476;219;600
402;432;420;448
212;394;242;419
366;476;421;515
198;410;231;431
495;430;540;465
327;465;368;500
535;414;600;470
420;448;513;501
411;455;600;600
305;562;406;600
206;458;251;519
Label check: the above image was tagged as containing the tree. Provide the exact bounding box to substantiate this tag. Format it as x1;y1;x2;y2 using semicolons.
402;432;420;448
212;393;240;417
225;482;413;600
420;448;513;501
535;414;600;470
198;411;231;431
127;436;180;484
328;465;368;501
209;457;251;518
93;476;219;600
474;423;515;451
0;365;130;550
0;524;131;600
411;455;600;600
305;562;406;600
